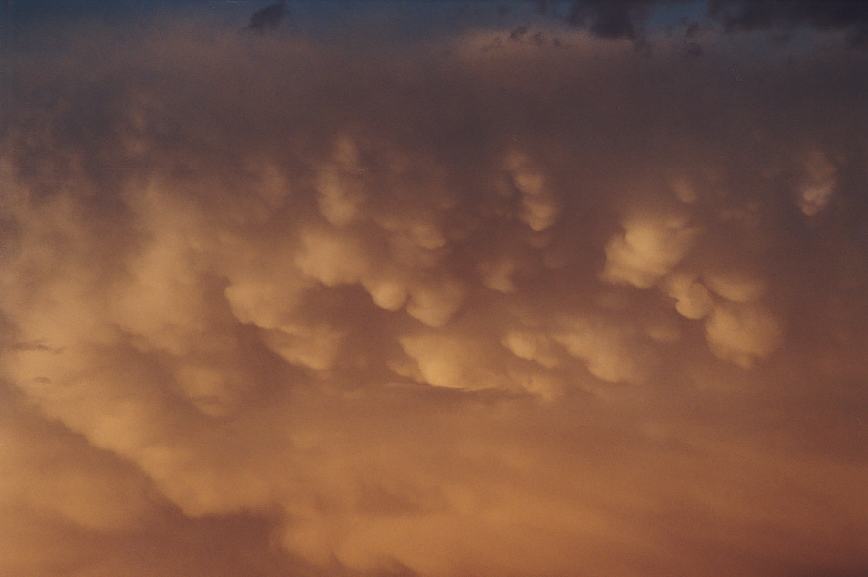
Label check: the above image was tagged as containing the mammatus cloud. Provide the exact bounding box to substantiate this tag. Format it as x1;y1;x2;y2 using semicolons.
1;12;868;577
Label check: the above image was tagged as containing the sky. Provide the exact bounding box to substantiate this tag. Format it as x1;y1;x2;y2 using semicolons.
1;1;868;577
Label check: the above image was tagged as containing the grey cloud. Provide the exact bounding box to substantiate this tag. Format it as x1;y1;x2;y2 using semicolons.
248;1;287;33
710;0;868;46
531;0;868;47
566;0;653;39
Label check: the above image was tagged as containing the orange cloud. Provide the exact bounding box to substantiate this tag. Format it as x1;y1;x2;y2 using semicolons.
1;14;868;577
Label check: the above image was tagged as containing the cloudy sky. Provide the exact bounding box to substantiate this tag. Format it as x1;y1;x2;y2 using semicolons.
1;1;868;576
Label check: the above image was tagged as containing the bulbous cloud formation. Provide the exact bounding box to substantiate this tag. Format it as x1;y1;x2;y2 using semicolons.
2;10;868;577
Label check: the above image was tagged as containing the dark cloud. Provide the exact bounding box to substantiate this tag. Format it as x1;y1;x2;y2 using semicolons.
509;24;529;40
248;0;287;33
567;0;651;39
709;0;868;46
532;0;868;47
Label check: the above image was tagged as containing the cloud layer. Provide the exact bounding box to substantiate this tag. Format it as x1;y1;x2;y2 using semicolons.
1;14;868;577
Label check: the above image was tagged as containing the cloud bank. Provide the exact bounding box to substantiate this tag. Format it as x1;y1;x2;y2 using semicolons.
1;13;868;577
537;0;868;47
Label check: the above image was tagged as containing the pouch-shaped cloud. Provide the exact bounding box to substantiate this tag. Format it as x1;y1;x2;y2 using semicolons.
704;302;782;368
506;151;560;232
704;269;767;303
666;273;713;319
554;315;654;384
602;211;698;289
798;149;837;216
